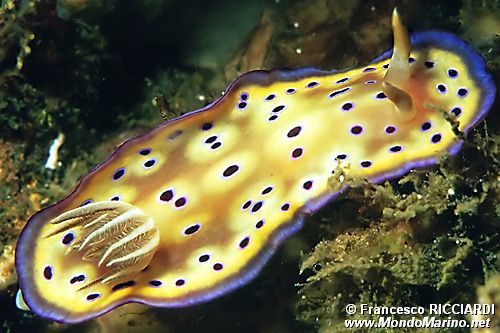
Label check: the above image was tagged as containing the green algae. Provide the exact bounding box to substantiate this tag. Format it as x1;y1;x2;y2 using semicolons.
296;114;500;333
139;69;218;124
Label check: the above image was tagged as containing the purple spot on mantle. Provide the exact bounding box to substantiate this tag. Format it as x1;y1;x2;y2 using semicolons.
199;254;210;262
287;126;302;138
251;201;263;213
239;237;250;249
447;69;458;78
201;122;213;131
205;135;217;144
265;94;276;101
329;87;351;98
70;274;85;284
175;197;187;208
291;147;303;159
222;164;239;178
360;160;372;168
112;280;135;291
112;168;126;181
306;81;319;88
139;148;151;156
457;88;468;97
211;142;222;150
272;105;286;113
389;145;403;153
341;102;354;111
350;125;363;135
431;133;442;144
336;153;347;160
81;199;92;206
184;224;201;235
421;121;432;132
335;77;349;84
261;186;273;195
436;84;447;94
143;159;157;169
385;125;397;134
62;232;74;245
149;280;162;287
451;107;462;118
43;266;53;280
160;189;174;202
238;102;247;110
86;293;100;301
242;200;252;210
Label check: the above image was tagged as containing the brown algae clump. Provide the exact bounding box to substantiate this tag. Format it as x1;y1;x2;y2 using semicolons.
296;128;500;332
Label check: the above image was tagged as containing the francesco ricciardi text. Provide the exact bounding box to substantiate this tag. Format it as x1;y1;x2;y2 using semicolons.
359;303;495;316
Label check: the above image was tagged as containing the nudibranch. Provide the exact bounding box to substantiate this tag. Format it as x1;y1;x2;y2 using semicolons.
15;9;495;323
